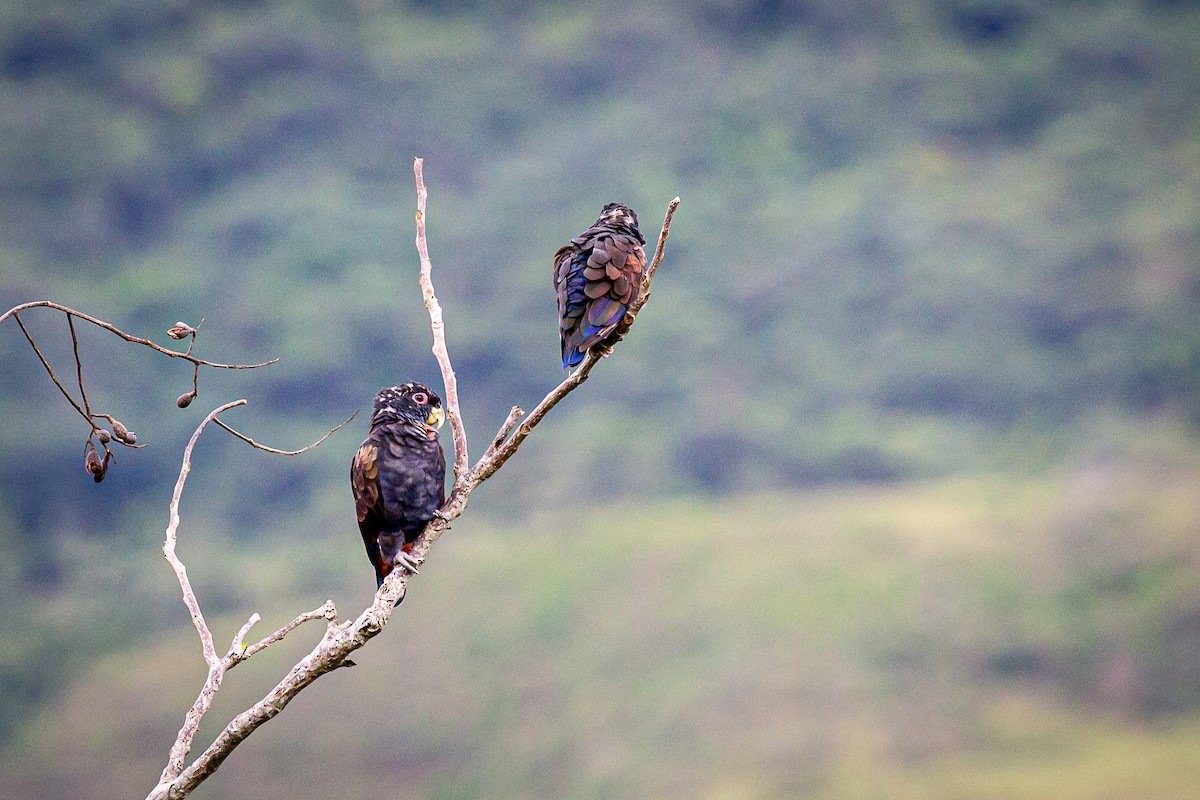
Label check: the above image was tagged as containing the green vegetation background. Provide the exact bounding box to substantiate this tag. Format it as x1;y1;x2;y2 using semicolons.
1;0;1199;797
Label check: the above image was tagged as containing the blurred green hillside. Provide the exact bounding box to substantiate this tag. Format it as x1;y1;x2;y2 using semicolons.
5;460;1200;799
2;0;1199;796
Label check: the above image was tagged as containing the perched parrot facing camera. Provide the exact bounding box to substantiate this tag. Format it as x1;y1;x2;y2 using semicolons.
350;383;446;601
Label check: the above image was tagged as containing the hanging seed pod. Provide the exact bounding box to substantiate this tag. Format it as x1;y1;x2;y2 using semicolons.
177;391;195;408
84;445;107;483
97;429;111;444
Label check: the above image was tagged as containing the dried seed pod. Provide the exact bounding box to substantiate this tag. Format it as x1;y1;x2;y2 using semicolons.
177;392;195;408
85;446;107;483
110;419;136;445
167;322;196;340
97;429;111;444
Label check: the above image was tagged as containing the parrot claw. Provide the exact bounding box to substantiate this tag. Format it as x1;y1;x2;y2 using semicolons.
394;551;420;575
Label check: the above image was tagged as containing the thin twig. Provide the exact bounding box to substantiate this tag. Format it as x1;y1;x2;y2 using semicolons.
625;196;680;321
212;411;357;456
182;318;204;358
158;400;246;785
12;312;92;426
414;158;470;486
67;314;96;427
1;301;276;369
489;406;525;451
226;614;262;661
235;603;335;663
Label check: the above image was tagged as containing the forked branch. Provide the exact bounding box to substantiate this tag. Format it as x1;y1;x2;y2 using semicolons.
153;401;352;796
145;164;679;799
1;302;276;481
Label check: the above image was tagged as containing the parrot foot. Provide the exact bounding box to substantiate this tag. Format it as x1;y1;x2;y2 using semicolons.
393;550;421;575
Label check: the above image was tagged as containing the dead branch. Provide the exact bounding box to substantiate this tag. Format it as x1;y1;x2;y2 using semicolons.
154;401;349;794
3;302;277;480
414;158;469;484
68;315;93;422
213;411;358;456
12;312;93;427
158;401;245;783
0;302;276;369
238;603;334;661
372;188;677;606
144;166;679;799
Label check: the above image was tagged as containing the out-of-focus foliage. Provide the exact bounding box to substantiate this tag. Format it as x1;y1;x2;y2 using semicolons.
2;0;1197;508
4;456;1200;799
1;0;1199;793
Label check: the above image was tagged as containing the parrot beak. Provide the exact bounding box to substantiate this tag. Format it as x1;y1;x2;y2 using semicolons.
427;406;445;429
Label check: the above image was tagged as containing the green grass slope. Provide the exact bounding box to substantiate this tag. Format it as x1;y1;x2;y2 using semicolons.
3;458;1199;799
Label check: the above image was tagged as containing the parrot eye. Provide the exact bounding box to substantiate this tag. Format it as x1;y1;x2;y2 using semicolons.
412;392;428;405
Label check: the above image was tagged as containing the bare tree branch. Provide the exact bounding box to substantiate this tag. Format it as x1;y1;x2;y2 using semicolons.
0;301;277;369
630;197;681;316
489;405;526;451
4;302;277;480
212;411;358;456
227;614;263;660
11;312;93;427
145;168;680;800
414;158;470;485
237;603;334;662
150;600;368;800
373;194;679;585
158;400;246;784
154;400;349;795
67;314;95;424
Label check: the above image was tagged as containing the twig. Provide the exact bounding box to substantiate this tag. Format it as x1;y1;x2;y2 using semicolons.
226;614;262;660
625;196;680;321
67;314;96;427
12;312;92;426
6;304;276;467
414;158;469;485
212;411;357;455
489;406;525;451
236;603;335;663
1;301;277;369
158;401;244;785
155;401;348;794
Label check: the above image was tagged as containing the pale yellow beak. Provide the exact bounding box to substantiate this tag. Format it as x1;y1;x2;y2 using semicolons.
427;406;445;429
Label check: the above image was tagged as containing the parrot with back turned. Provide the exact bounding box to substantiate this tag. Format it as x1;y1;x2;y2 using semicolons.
554;202;647;369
